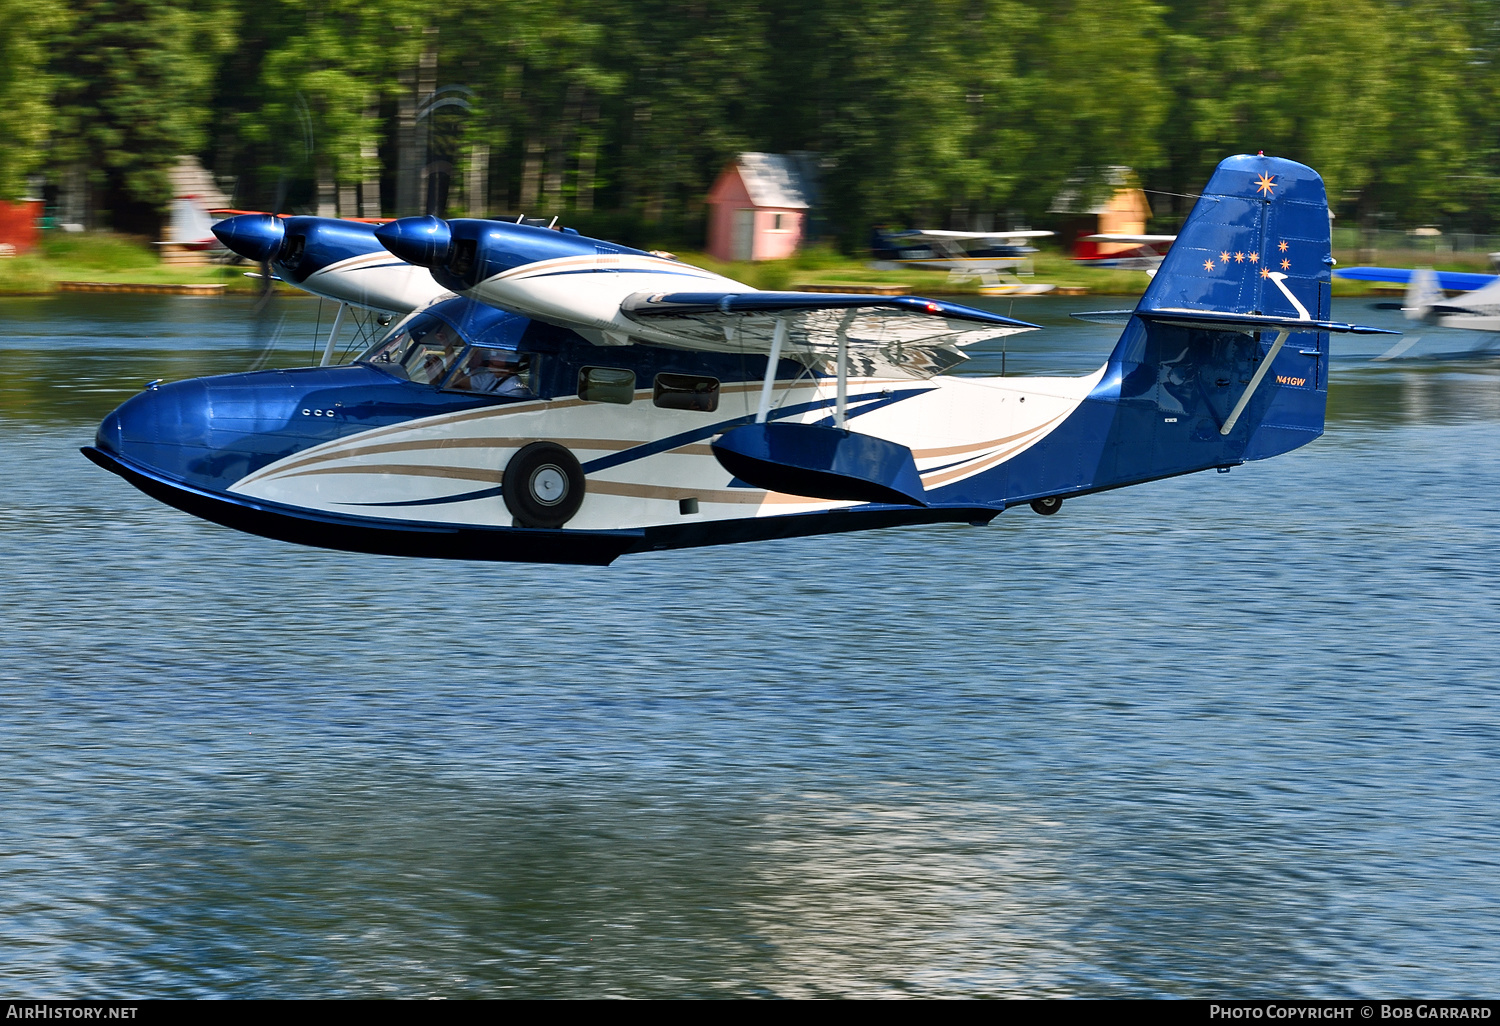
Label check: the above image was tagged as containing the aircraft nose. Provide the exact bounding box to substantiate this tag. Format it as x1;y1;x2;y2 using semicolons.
213;213;286;263
375;215;452;268
92;379;213;472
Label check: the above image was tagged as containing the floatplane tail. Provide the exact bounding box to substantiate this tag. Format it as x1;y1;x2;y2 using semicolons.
983;154;1394;514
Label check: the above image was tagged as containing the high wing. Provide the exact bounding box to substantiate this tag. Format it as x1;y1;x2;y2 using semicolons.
620;290;1039;378
1336;266;1498;292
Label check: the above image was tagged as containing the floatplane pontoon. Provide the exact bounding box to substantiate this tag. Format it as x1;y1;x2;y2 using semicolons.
85;155;1392;566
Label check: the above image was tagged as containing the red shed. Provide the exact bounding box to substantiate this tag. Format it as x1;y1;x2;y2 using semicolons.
706;152;818;262
0;198;42;255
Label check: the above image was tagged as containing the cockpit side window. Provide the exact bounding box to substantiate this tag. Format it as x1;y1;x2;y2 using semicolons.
359;315;465;386
445;346;537;398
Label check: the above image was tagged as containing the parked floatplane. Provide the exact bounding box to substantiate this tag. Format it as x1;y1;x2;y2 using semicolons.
85;155;1392;566
870;228;1057;294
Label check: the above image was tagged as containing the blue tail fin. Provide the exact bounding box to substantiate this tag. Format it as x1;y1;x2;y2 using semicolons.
960;156;1396;510
1139;154;1334;325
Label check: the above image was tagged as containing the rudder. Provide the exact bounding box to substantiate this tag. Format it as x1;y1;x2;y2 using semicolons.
1140;154;1334;324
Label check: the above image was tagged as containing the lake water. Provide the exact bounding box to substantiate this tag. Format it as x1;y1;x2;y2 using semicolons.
2;294;1498;998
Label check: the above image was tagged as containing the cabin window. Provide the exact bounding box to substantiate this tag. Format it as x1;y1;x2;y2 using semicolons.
578;366;636;404
772;213;786;231
653;373;720;412
446;346;536;397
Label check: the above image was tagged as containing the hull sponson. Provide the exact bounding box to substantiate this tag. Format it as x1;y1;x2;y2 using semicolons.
82;446;997;564
83;446;640;565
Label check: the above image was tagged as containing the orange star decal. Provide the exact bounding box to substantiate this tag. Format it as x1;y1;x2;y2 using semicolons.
1278;240;1289;252
1260;268;1271;279
1234;251;1245;263
1248;252;1259;263
1280;258;1291;270
1220;250;1231;263
1255;173;1277;196
1204;259;1215;272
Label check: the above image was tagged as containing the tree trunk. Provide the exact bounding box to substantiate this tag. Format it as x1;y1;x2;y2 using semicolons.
545;84;581;212
317;164;337;217
397;63;418;216
519;133;542;211
417;27;438;215
361;98;382;217
576;104;598;214
466;143;489;218
60;164;88;228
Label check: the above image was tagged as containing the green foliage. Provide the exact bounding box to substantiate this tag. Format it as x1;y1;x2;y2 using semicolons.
38;230;157;270
16;0;1500;236
240;0;433;189
53;0;238;210
0;0;69;199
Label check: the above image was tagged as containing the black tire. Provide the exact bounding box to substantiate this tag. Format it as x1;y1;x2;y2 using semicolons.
503;441;586;528
1030;495;1063;516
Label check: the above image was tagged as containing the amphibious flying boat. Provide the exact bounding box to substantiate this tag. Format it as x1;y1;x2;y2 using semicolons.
1336;265;1500;332
85;155;1393;566
1071;233;1177;274
869;228;1057;294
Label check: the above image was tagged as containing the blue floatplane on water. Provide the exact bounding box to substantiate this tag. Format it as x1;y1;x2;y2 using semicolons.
85;155;1393;566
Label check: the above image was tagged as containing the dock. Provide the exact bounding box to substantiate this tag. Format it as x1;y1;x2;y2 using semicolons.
793;283;911;296
58;282;225;296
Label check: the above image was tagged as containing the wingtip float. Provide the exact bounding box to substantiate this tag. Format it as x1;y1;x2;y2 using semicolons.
88;154;1392;566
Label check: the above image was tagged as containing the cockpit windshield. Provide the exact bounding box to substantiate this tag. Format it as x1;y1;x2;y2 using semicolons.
358;314;465;385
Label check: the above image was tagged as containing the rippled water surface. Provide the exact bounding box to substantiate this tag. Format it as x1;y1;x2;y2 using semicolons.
2;294;1498;997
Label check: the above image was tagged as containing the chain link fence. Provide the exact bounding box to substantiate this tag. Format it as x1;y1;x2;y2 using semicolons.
1332;227;1500;269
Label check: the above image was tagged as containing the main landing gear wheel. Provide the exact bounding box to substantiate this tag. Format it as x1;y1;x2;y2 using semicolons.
1030;496;1063;516
503;441;586;528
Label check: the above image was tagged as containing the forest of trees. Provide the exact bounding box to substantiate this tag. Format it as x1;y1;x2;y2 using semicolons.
3;0;1498;249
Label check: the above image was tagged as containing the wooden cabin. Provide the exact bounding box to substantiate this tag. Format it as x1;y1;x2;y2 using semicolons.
1050;167;1154;258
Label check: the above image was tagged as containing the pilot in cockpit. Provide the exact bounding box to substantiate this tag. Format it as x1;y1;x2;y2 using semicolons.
460;348;530;396
414;326;461;382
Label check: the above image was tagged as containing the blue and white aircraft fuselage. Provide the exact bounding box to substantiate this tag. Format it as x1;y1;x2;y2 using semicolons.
85;156;1392;566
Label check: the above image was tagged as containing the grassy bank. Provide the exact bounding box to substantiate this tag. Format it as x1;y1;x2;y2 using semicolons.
0;232;288;295
0;230;1430;298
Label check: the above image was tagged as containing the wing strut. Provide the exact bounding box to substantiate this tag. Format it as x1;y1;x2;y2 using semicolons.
754;317;788;424
835;309;856;429
320;302;348;367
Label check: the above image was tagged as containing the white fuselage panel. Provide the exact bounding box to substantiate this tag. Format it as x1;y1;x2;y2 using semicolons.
228;367;1106;532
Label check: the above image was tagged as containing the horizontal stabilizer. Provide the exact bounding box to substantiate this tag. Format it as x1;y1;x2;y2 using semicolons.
1136;308;1398;335
1070;310;1135;325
